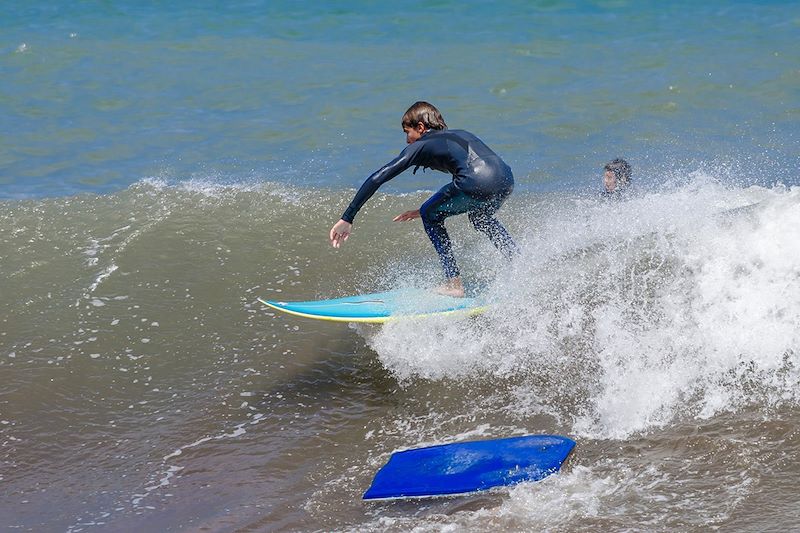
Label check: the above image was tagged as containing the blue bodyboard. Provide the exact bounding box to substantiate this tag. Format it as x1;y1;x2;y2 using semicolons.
363;434;575;500
258;288;485;323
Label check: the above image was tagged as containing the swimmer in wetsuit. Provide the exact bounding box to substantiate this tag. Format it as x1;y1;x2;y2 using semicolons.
601;158;632;198
329;101;518;297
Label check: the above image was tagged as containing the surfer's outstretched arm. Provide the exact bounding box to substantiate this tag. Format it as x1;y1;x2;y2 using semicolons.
329;219;351;248
329;139;424;248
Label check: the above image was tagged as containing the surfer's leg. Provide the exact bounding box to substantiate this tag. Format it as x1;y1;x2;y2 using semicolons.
420;184;465;279
468;193;519;259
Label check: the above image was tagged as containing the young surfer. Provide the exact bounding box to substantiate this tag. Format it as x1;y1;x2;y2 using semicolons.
329;101;518;297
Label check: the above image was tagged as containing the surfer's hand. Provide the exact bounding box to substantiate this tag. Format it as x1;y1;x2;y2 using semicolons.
329;219;352;248
393;209;421;222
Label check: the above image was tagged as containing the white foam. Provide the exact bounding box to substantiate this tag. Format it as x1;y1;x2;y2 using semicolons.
364;175;800;439
349;455;754;532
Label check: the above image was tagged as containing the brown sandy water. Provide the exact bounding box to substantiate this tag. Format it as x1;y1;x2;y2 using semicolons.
2;180;799;531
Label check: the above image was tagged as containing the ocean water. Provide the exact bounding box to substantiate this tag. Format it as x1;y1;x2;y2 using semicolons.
1;1;799;532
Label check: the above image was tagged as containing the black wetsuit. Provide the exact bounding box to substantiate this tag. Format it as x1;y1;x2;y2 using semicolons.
341;129;518;278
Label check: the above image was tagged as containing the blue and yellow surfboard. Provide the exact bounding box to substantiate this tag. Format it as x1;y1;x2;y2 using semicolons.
258;288;486;323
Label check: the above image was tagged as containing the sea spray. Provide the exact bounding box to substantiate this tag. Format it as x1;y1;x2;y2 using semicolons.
365;176;800;439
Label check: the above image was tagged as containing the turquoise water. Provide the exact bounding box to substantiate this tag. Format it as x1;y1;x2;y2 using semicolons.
2;1;798;198
2;2;800;532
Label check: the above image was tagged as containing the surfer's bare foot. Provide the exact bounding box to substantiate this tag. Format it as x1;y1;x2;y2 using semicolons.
434;278;465;298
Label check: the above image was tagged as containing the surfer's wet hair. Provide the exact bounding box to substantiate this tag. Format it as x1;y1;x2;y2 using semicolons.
604;158;632;187
402;101;448;131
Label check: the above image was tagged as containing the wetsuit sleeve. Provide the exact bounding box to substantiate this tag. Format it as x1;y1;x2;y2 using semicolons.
341;144;422;223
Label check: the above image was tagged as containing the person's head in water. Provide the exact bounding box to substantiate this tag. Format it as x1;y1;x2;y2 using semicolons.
401;101;447;144
603;158;632;193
